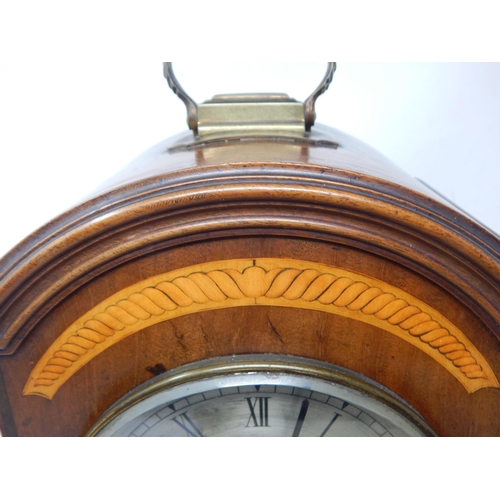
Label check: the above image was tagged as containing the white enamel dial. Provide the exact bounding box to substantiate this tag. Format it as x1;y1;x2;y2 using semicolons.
90;356;434;437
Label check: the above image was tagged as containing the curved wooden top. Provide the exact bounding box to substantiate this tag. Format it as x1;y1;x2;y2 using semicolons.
1;124;500;355
86;124;460;205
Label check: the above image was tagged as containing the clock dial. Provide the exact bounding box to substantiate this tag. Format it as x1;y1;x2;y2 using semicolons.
122;384;398;437
89;356;434;437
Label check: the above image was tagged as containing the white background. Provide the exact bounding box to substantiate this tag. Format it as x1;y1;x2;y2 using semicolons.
1;61;500;258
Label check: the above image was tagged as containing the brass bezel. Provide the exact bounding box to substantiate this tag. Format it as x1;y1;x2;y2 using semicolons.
87;354;436;437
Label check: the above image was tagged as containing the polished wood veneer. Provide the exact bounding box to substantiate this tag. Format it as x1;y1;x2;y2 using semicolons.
1;126;500;436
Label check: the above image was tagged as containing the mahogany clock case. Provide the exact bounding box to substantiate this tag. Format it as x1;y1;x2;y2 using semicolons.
1;124;500;436
1;64;500;436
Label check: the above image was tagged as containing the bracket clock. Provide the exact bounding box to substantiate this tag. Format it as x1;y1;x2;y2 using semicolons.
1;63;499;436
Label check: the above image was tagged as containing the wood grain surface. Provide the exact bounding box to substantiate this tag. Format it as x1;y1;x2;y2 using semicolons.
1;129;500;436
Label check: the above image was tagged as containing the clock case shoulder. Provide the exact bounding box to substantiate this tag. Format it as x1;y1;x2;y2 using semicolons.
1;126;499;355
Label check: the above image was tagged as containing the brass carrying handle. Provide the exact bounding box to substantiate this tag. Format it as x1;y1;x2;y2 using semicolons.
163;63;336;135
304;62;336;131
163;62;198;133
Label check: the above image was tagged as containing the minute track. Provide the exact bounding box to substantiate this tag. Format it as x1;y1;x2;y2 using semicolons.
89;355;434;437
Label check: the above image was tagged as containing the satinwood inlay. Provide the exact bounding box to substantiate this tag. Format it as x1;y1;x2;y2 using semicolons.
23;258;499;399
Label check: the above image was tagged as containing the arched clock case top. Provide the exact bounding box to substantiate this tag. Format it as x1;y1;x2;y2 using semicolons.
1;163;499;436
1;63;500;436
2;161;500;355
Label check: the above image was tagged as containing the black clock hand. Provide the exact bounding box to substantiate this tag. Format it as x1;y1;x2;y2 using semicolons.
292;399;310;437
320;413;341;437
